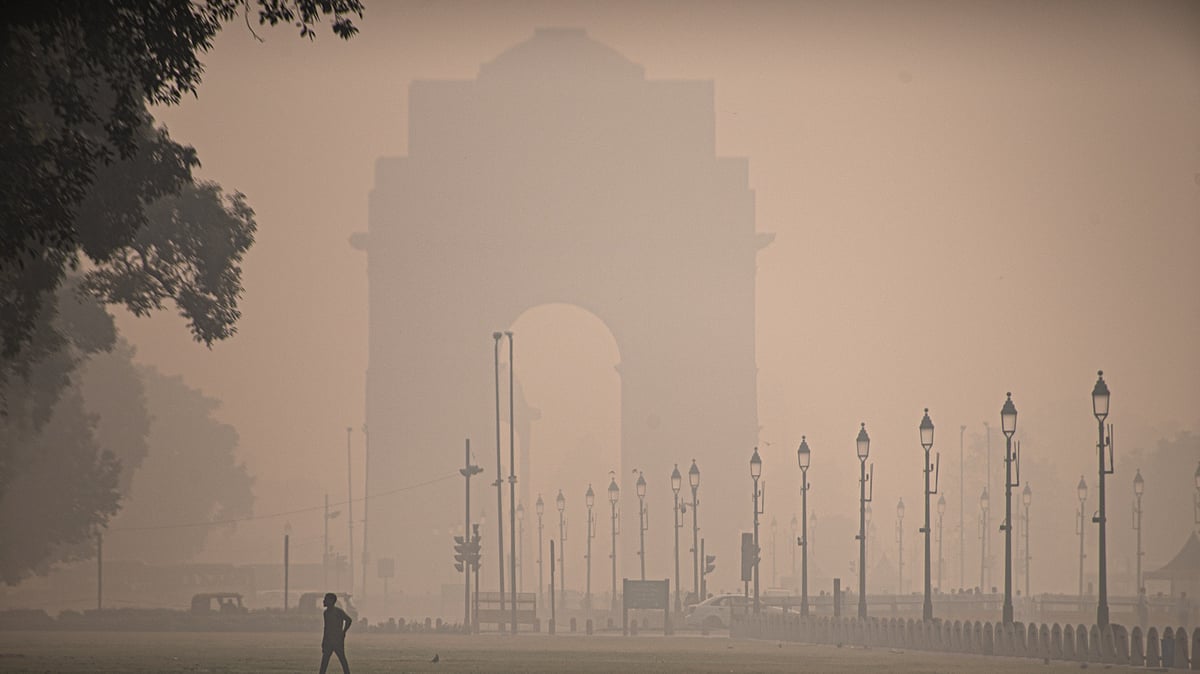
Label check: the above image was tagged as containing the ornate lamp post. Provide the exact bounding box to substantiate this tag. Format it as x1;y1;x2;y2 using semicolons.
750;447;764;615
517;503;525;593
856;423;873;619
1076;476;1087;600
585;484;595;611
556;490;566;612
797;436;812;616
671;464;683;613
936;493;946;593
1000;392;1019;624
978;488;989;592
608;475;620;612
1132;470;1143;594
689;460;700;602
636;471;648;581
919;408;938;620
896;498;905;595
1022;483;1031;599
1091;371;1112;627
536;495;545;608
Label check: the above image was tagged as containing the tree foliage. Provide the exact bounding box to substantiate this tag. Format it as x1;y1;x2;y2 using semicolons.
1;0;362;362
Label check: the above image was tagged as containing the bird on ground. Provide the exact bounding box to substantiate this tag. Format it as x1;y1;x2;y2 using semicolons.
431;654;439;663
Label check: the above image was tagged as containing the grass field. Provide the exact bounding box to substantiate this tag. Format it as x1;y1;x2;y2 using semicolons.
0;630;1108;673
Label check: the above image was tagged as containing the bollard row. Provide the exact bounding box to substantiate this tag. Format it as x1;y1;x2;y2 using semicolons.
730;613;1199;669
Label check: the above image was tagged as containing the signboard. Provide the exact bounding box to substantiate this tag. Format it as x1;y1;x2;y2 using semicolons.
623;579;669;610
622;578;671;636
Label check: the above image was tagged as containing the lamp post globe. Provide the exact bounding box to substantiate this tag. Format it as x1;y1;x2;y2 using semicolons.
557;490;565;513
586;485;595;509
671;465;682;494
536;495;544;517
1077;477;1087;504
1092;371;1110;421
750;447;762;480
920;409;935;451
857;423;871;460
797;436;811;469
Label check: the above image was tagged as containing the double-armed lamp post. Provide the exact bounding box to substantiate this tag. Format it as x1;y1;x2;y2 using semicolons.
608;475;621;612
556;490;566;612
797;436;811;617
918;409;938;621
1091;371;1112;627
750;447;764;615
856;423;873;619
536;495;545;608
585;484;595;611
1000;392;1019;625
689;460;701;602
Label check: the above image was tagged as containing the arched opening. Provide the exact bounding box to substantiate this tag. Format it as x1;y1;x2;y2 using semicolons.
506;303;621;605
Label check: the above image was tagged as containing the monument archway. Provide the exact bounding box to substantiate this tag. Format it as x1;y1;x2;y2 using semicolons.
358;28;769;602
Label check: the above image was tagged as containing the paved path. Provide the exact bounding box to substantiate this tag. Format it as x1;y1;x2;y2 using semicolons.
0;630;1107;672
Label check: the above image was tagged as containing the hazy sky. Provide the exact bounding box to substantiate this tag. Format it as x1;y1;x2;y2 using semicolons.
113;1;1199;593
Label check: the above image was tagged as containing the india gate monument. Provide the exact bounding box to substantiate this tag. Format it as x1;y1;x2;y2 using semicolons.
357;28;769;602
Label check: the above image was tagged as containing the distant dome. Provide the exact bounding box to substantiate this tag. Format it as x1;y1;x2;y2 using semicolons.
479;27;644;81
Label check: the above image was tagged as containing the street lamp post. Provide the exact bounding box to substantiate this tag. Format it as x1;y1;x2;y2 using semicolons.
936;493;946;593
1022;483;1031;599
1000;392;1019;625
585;484;595;611
1076;477;1087;600
671;465;683;613
978;488;989;592
506;331;517;635
608;475;620;613
797;436;811;617
896;498;905;596
517;503;525;594
919;409;938;621
689;460;700;603
1091;371;1113;627
1132;470;1143;594
636;471;648;581
750;447;764;615
536;495;545;609
856;423;873;619
556;490;566;613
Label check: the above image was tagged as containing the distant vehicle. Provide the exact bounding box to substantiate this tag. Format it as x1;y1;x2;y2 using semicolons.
297;592;357;620
190;592;247;614
684;594;783;629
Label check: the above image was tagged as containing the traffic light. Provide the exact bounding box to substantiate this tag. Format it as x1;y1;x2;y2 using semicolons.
705;554;716;575
453;534;481;573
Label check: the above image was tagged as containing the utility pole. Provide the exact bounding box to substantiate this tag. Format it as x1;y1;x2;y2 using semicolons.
345;427;355;596
492;332;506;613
284;525;291;612
458;439;482;630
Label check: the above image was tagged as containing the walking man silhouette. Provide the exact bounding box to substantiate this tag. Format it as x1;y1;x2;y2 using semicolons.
319;592;352;674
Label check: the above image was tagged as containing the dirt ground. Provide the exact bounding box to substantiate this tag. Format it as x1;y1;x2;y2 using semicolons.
0;630;1120;673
